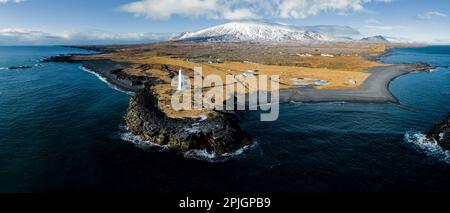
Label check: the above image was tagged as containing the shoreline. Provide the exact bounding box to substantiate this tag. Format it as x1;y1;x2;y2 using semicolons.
76;59;142;93
42;54;146;93
46;47;433;105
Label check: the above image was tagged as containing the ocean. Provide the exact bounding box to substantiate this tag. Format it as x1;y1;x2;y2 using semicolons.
1;45;450;192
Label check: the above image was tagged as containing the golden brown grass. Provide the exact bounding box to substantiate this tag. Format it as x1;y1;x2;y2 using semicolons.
78;42;388;118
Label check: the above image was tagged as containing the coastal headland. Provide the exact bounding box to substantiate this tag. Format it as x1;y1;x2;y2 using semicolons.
43;42;434;156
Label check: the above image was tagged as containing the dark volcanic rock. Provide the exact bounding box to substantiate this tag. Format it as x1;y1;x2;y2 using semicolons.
427;113;450;151
40;53;92;63
125;87;252;154
8;66;33;70
40;55;77;63
413;62;436;72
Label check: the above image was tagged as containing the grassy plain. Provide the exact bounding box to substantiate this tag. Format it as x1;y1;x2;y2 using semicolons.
75;42;389;118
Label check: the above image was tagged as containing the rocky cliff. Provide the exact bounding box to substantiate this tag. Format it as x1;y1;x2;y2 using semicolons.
427;113;450;151
125;87;252;154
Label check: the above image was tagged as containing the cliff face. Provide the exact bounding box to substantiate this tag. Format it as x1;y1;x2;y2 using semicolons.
125;87;252;154
427;113;450;151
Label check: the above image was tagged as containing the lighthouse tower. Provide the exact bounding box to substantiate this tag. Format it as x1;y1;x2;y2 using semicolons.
177;69;186;91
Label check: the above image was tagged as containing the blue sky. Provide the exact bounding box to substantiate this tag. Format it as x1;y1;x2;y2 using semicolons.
0;0;449;44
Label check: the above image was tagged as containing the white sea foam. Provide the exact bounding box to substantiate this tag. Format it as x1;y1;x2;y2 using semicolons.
289;101;303;104
199;113;208;121
79;66;133;95
184;124;201;134
0;67;9;70
120;126;256;162
120;128;170;151
183;142;256;163
404;131;450;163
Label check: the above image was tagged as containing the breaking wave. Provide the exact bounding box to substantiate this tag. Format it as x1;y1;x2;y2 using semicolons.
404;131;450;163
0;67;9;70
183;142;257;163
79;66;133;95
120;129;170;151
119;125;256;163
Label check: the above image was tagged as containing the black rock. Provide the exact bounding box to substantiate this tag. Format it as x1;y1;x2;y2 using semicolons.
8;66;33;70
40;55;76;63
427;113;450;151
414;62;436;72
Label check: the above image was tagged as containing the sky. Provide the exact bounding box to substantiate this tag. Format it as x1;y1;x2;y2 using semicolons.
0;0;449;44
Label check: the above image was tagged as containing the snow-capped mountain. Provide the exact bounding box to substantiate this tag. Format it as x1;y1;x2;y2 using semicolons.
173;22;332;42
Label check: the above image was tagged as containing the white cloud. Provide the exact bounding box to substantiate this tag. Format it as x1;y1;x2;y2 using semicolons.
415;11;447;20
0;28;172;45
223;8;261;20
364;18;382;25
0;0;26;4
363;18;405;31
120;0;393;20
120;0;224;20
277;0;391;19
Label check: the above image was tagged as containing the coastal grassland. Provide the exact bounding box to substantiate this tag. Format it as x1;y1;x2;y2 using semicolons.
73;42;389;118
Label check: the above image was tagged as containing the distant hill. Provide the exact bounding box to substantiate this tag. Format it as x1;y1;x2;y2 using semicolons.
360;35;390;43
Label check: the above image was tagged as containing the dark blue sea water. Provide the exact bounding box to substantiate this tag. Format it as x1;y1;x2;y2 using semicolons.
1;46;450;192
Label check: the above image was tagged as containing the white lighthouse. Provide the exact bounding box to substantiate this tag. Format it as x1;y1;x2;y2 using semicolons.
177;69;186;91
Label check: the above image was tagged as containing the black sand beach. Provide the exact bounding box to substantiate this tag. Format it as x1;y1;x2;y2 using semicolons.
280;64;429;104
77;59;142;92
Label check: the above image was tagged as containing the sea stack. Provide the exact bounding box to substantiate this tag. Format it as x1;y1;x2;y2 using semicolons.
427;113;450;151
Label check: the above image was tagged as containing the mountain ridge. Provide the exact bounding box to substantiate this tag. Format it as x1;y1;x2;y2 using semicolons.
172;22;332;42
172;21;401;44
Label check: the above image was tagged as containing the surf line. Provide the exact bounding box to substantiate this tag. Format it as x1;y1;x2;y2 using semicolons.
79;66;133;95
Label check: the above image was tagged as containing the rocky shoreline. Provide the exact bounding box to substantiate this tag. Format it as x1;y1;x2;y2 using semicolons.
0;66;34;71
